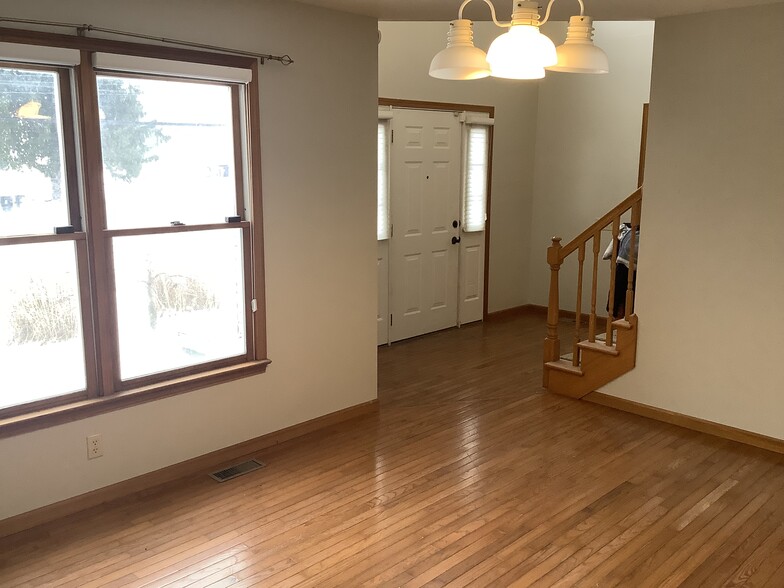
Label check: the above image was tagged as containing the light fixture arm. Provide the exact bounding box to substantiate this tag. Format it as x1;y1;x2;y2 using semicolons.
456;0;588;28
540;0;585;25
458;0;512;29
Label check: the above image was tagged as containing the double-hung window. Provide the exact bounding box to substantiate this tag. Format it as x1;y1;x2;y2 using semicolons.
0;35;267;431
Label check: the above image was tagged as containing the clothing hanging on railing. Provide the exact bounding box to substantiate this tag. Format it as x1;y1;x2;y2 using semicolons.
604;223;640;319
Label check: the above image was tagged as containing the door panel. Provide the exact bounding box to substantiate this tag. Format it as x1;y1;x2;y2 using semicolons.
431;161;452;233
403;163;424;236
462;245;481;301
390;109;460;342
377;240;389;345
458;231;485;325
403;253;422;317
431;248;448;310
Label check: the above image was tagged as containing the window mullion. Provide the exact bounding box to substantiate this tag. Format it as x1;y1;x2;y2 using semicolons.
51;69;97;395
75;50;119;397
75;237;100;397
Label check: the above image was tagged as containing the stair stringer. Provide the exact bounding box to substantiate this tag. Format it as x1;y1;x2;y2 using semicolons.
546;315;638;399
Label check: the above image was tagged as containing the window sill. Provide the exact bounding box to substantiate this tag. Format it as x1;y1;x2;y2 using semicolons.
0;359;271;439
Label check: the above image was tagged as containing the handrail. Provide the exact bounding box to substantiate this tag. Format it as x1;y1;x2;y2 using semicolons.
558;188;642;260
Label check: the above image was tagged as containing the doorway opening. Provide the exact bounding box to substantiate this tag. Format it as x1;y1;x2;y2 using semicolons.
377;99;495;345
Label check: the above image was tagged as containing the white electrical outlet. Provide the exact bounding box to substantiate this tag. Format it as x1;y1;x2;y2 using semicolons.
87;434;103;459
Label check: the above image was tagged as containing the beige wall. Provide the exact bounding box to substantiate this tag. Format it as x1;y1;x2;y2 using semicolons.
0;0;379;520
601;4;784;438
378;21;539;313
527;21;655;310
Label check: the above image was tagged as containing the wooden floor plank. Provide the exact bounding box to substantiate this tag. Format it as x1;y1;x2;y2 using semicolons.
567;453;758;588
2;313;784;587
615;459;783;588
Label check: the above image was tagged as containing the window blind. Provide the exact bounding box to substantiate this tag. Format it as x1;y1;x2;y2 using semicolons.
463;124;490;232
93;53;252;83
0;42;80;66
377;120;390;240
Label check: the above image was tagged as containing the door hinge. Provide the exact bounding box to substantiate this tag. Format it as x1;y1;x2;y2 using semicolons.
391;129;394;143
390;314;393;326
390;224;394;238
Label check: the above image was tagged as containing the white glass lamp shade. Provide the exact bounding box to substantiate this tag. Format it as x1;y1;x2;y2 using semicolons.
486;24;557;80
429;19;491;80
547;16;609;74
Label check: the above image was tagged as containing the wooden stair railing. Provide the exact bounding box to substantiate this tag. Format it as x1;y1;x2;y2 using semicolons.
543;188;642;398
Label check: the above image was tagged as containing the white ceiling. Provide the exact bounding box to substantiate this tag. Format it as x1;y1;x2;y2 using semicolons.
287;0;782;21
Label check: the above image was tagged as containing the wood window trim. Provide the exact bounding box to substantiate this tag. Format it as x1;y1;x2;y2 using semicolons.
0;360;271;439
0;29;269;437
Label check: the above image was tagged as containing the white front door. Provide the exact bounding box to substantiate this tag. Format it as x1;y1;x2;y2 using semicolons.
389;109;461;342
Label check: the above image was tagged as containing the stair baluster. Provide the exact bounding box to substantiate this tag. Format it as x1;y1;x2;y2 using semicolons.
606;216;620;346
543;237;563;385
573;243;585;367
588;230;600;343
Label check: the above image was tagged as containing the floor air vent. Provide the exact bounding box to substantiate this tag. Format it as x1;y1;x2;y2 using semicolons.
210;459;265;483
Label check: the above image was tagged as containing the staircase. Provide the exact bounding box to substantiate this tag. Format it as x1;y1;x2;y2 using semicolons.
543;188;641;399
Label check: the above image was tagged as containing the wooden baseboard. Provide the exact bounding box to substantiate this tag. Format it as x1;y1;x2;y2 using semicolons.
0;399;378;539
485;305;537;321
520;304;547;317
584;392;784;455
486;304;608;328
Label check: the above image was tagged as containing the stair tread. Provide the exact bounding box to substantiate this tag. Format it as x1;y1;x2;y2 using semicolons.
577;340;620;356
612;318;633;330
545;359;583;376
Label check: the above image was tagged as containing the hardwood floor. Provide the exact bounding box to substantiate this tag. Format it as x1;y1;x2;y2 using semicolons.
3;312;784;586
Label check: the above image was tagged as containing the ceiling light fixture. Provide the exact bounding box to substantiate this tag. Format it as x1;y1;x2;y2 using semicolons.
429;0;608;81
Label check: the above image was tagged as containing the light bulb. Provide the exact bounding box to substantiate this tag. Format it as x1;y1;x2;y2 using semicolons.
487;24;557;80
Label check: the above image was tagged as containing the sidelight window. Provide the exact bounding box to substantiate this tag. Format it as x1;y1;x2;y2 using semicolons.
462;115;493;233
377;109;392;241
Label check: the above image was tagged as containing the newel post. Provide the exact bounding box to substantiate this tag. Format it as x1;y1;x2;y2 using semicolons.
543;237;563;385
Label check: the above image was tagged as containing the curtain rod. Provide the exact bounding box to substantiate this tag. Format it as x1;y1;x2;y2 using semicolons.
0;16;294;65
